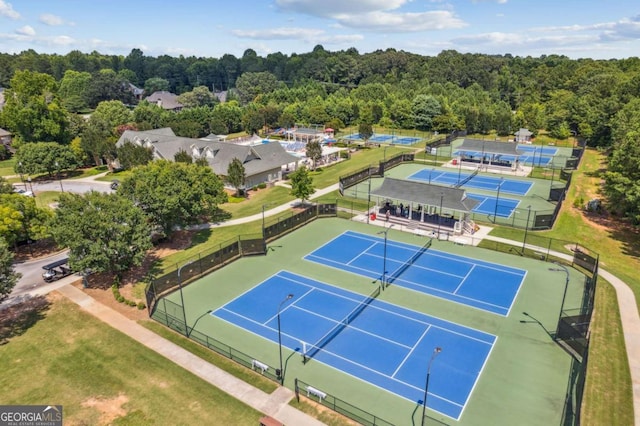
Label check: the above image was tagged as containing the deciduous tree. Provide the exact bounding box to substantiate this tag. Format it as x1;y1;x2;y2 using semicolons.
289;165;315;204
14;142;79;176
116;140;154;169
119;161;227;236
305;140;322;170
51;191;152;278
0;238;20;303
226;158;246;197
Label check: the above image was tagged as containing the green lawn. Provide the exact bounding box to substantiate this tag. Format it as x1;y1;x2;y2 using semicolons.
0;297;263;425
0;157;17;177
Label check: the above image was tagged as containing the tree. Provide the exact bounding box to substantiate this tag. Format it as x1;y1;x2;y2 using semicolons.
0;176;13;194
358;122;373;143
51;191;152;278
82;116;118;167
116;140;154;169
119;161;227;236
235;71;279;104
84;69;134;108
226;158;246;196
144;77;170;94
0;238;21;303
177;86;218;108
14;142;79;176
0;70;70;143
289;165;315;205
174;149;193;163
0;193;53;246
305;140;322;170
412;95;441;131
91;100;132;130
58;70;92;113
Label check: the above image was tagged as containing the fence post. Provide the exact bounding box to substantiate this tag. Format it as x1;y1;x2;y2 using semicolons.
294;378;300;402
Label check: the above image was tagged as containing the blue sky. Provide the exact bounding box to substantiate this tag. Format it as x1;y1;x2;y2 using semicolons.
1;0;639;60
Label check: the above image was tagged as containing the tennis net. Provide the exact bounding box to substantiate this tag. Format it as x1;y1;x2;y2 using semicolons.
455;167;479;188
303;285;381;363
386;238;432;288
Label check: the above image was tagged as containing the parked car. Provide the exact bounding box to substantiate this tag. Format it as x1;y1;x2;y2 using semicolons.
14;188;34;197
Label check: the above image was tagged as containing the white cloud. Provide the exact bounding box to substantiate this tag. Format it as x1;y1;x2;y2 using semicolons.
15;25;35;36
335;10;466;32
233;27;325;40
275;0;407;17
232;26;363;45
0;0;19;19
276;0;465;33
39;13;64;26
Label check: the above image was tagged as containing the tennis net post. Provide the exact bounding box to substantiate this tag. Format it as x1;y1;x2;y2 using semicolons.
386;238;432;287
303;285;381;364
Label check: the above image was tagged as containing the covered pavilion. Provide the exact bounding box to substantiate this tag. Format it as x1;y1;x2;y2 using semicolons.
456;139;523;170
370;178;479;235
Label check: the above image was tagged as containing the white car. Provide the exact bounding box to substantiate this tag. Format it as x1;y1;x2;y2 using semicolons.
14;188;34;197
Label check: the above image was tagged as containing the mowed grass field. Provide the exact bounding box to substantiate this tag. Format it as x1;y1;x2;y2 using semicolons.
0;295;262;425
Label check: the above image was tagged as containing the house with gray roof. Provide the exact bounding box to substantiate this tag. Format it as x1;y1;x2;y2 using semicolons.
144;91;183;111
116;128;298;188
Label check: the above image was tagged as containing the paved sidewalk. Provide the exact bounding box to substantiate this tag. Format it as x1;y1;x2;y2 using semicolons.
484;235;640;425
57;284;325;426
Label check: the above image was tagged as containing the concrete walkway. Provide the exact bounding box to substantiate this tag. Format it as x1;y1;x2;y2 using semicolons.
484;235;640;425
57;284;325;426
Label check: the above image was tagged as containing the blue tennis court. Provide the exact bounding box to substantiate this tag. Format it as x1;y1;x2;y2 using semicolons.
466;193;519;217
305;231;526;316
345;133;421;145
517;145;558;155
213;270;496;420
408;168;532;195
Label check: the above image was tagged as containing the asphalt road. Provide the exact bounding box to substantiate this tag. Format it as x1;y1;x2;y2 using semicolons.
9;250;73;301
28;178;114;195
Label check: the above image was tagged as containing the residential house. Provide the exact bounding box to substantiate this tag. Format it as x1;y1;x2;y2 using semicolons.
116;128;298;188
144;91;183;111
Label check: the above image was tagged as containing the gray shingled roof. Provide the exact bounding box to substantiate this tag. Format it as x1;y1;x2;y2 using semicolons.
116;128;297;177
458;139;523;156
144;91;183;110
371;178;479;212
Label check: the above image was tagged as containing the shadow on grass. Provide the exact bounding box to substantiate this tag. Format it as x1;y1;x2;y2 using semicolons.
0;295;50;345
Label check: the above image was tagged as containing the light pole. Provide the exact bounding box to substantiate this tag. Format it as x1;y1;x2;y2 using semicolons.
421;346;442;426
188;309;212;338
277;293;294;384
549;263;570;338
377;224;394;290
494;177;504;223
27;176;33;194
54;161;64;192
437;192;444;239
521;205;531;254
382;146;389;177
177;260;193;336
17;161;26;190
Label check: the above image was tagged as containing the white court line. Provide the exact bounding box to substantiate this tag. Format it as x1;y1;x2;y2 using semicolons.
453;264;476;295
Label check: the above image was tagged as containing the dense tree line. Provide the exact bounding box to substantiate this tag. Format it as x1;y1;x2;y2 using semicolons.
1;47;640;222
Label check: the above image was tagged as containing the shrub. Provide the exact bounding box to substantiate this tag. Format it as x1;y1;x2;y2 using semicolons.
128;300;137;307
258;182;267;189
117;295;125;303
573;196;585;209
137;302;146;310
